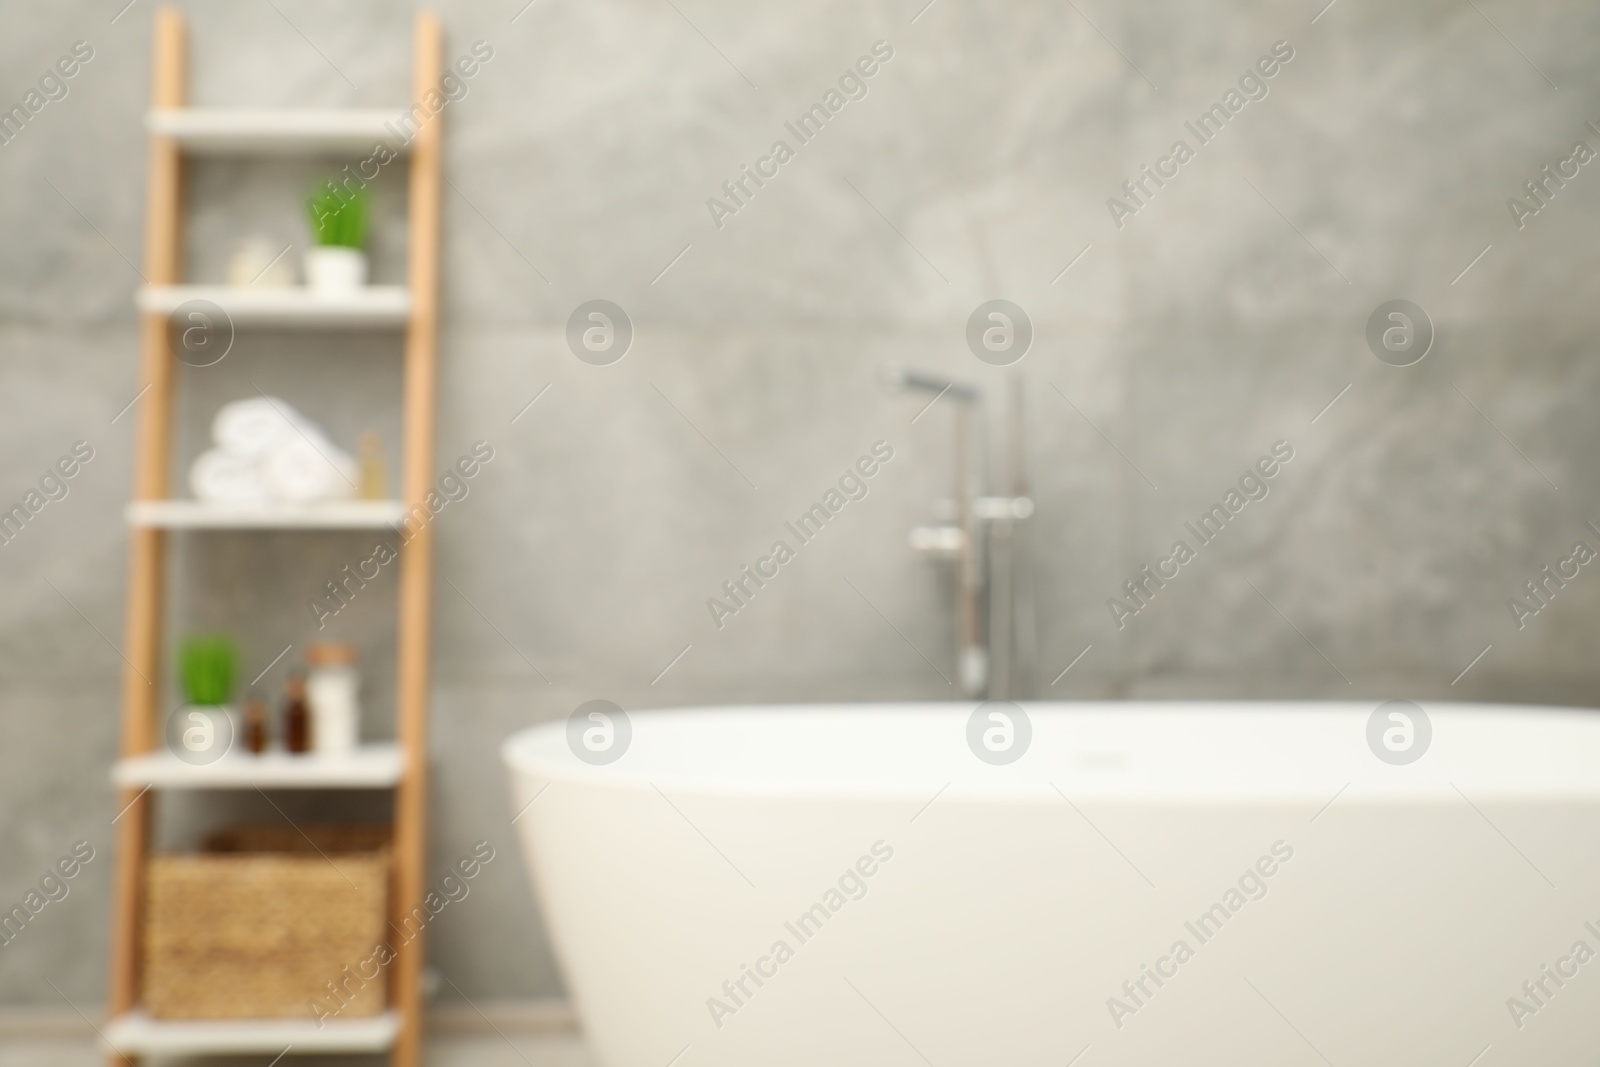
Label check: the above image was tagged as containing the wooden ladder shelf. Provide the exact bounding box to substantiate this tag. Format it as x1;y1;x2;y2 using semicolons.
105;8;443;1066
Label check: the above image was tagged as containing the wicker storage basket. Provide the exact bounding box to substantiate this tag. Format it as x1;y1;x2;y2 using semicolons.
143;825;390;1020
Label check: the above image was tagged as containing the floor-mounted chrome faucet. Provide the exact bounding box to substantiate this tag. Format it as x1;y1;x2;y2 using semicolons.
888;367;1035;698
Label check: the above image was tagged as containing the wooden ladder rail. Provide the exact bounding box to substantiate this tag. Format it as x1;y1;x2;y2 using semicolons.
107;8;185;1066
391;12;443;1067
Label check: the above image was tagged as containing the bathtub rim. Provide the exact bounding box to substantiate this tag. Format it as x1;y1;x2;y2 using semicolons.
501;700;1600;806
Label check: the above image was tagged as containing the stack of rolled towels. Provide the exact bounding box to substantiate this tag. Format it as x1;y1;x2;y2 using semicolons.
190;397;358;506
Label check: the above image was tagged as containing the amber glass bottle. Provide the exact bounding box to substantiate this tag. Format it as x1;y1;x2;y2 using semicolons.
284;672;312;754
242;696;267;754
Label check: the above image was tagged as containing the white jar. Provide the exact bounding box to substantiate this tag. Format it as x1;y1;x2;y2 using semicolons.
306;643;360;755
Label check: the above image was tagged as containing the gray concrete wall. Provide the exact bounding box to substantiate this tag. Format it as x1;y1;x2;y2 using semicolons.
2;0;1598;1003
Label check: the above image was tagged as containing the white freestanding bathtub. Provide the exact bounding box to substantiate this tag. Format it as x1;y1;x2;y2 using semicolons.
503;703;1600;1066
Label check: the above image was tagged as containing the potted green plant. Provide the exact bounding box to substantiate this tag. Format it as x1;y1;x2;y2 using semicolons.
304;181;369;294
175;634;240;762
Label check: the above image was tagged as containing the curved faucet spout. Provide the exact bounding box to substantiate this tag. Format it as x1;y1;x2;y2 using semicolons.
882;364;981;404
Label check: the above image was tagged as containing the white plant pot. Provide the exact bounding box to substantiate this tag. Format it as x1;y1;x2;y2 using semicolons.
304;246;368;295
174;704;239;763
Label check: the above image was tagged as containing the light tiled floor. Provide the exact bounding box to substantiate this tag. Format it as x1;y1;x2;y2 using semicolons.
0;1034;597;1066
0;1038;93;1067
428;1034;595;1066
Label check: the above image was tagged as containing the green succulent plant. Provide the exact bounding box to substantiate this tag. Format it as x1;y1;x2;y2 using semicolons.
178;634;238;706
307;181;369;248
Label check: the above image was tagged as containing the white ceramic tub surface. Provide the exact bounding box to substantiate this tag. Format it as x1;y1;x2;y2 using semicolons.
504;703;1600;1066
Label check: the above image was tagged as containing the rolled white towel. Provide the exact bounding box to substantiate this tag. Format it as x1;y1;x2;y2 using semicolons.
213;396;305;459
261;431;358;503
189;449;270;505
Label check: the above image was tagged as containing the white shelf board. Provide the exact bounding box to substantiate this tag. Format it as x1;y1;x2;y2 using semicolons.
113;743;402;790
126;500;408;529
148;108;413;154
139;285;410;328
104;1009;401;1055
